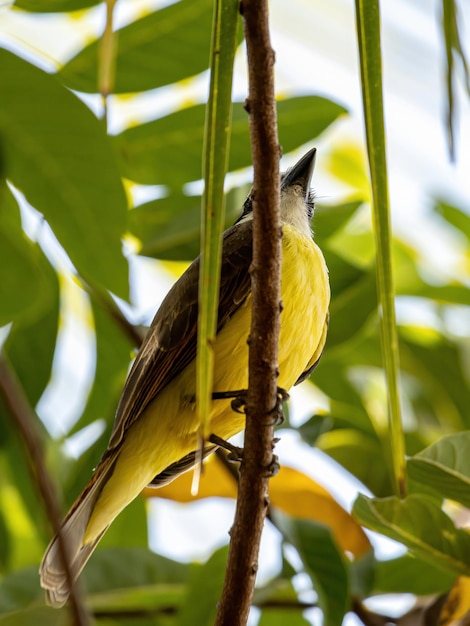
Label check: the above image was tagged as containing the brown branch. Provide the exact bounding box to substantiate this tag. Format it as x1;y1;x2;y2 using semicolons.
214;0;281;624
0;353;91;626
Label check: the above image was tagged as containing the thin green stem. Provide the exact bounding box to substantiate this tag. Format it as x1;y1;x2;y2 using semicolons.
354;0;406;497
196;0;239;456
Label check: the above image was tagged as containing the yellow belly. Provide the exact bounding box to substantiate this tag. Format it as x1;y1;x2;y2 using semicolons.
84;225;329;542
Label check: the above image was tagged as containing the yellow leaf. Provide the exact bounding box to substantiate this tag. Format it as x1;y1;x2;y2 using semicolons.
143;456;370;558
440;577;470;625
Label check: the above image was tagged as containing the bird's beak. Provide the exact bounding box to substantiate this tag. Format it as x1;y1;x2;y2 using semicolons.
280;148;317;200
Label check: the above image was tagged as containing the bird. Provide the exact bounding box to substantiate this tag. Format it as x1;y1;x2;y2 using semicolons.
39;147;330;607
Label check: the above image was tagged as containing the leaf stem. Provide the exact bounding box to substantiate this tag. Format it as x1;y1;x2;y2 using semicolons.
354;0;407;497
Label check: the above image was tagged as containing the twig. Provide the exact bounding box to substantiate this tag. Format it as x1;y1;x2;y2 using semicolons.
82;279;145;349
214;0;281;623
0;353;91;626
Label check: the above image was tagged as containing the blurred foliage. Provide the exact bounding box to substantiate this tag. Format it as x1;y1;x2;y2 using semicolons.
1;1;470;625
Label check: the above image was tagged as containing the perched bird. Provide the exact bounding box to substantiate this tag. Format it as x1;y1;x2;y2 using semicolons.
40;148;330;607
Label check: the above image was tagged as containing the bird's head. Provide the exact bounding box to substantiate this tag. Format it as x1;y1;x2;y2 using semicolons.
236;148;317;237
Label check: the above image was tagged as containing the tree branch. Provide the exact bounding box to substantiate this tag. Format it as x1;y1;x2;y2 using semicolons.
214;0;281;623
0;353;91;626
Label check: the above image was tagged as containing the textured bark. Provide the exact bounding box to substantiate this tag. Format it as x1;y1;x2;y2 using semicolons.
214;0;281;623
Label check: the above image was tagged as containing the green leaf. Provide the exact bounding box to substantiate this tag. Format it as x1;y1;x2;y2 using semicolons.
353;494;470;576
0;606;68;626
14;0;100;11
0;567;42;615
0;257;59;411
434;199;470;242
317;428;393;497
0;48;128;298
327;263;377;348
68;299;132;437
313;201;362;245
177;546;228;626
374;554;455;596
400;336;470;431
258;609;311;626
59;0;222;94
0;185;53;325
130;185;250;261
0;508;10;571
83;547;189;601
114;96;346;187
274;511;349;626
408;432;470;507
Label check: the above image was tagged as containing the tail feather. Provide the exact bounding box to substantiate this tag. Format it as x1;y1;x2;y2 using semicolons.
39;454;116;607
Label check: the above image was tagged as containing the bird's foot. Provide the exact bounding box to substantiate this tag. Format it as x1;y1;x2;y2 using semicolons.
209;434;244;462
212;389;248;414
210;434;281;476
212;386;289;425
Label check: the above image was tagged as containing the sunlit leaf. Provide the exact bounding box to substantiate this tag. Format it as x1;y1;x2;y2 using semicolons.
408;432;470;507
314;201;363;245
317;429;393;497
177;546;228;626
0;186;53;325
354;494;470;576
0;606;68;626
83;547;189;604
59;0;224;94
258;609;311;626
274;511;349;626
114;97;346;186
0;49;128;298
440;577;470;625
129;186;249;261
14;0;99;11
374;554;455;596
145;457;370;558
434;199;470;242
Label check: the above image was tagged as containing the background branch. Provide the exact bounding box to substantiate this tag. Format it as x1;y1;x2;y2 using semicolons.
215;0;281;623
0;353;91;626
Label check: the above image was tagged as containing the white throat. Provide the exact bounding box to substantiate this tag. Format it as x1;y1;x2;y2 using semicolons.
280;187;312;238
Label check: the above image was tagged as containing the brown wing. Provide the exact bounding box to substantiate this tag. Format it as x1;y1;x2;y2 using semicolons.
107;220;253;450
294;312;329;385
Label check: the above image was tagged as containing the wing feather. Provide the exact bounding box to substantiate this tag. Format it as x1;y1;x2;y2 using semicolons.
295;312;329;385
107;221;253;450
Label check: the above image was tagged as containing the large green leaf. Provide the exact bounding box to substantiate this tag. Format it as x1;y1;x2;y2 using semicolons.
83;547;189;602
317;429;393;496
274;511;349;626
0;185;53;325
313;201;363;245
354;494;470;576
129;185;248;260
114;97;347;187
58;0;222;94
408;432;470;507
258;609;311;626
0;229;60;545
0;48;128;298
0;607;68;626
326;263;377;348
434;199;470;241
373;554;455;596
0;567;42;614
14;0;99;11
177;546;228;626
